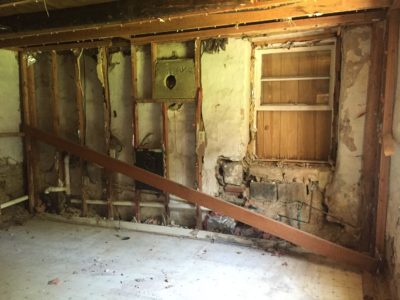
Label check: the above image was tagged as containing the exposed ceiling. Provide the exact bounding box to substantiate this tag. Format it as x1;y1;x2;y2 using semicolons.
0;0;117;17
0;0;395;48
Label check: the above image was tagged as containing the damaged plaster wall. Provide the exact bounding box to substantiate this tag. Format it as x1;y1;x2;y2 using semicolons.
325;26;371;235
0;50;24;204
386;29;400;299
108;51;134;201
201;29;372;246
201;38;251;196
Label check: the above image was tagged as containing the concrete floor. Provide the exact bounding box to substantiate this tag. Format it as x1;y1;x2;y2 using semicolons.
0;218;363;300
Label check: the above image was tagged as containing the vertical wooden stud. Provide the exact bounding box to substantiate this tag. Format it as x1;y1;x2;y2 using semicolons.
50;51;65;187
151;42;171;223
73;50;87;217
375;10;400;259
130;43;141;221
194;38;204;229
19;52;36;213
99;47;113;220
360;22;385;253
26;54;40;211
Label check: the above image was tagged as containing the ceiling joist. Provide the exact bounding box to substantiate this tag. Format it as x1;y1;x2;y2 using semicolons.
0;0;392;48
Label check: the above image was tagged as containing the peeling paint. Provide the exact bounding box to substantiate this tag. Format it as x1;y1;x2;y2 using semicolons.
340;110;357;152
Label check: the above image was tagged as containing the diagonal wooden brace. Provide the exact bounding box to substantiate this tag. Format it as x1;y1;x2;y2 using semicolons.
24;125;377;271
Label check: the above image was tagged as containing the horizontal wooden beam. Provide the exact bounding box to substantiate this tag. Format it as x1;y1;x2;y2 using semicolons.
136;98;195;104
131;11;384;45
0;1;389;47
0;0;117;17
0;132;25;138
25;125;378;271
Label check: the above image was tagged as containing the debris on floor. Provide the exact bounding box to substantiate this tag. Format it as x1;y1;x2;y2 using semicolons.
115;233;130;240
47;278;61;285
203;212;236;234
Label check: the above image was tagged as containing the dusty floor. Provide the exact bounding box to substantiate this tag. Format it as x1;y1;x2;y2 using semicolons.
0;218;363;300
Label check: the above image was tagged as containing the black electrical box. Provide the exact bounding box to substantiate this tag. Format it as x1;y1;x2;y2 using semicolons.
134;149;164;192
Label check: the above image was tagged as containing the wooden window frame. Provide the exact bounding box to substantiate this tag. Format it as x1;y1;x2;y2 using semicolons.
253;43;336;163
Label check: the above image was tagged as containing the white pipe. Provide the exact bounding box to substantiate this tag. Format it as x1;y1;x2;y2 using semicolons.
69;199;210;211
0;195;29;209
44;155;71;195
44;186;67;194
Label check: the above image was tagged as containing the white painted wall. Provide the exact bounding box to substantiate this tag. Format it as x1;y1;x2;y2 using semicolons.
201;39;251;196
325;26;371;229
0;50;22;163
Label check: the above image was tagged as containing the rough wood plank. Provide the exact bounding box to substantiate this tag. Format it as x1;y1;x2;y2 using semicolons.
194;38;203;229
50;50;65;198
25;125;378;272
136;98;195;103
0;132;24;138
162;102;170;222
73;51;87;217
99;47;113;220
375;9;400;258
0;9;386;48
26;56;40;211
19;53;35;213
360;22;385;253
130;43;140;221
130;44;139;148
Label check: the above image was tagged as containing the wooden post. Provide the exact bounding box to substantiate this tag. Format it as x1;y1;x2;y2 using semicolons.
73;50;87;217
162;102;170;222
50;51;65;187
331;30;342;163
360;22;385;254
130;43;141;222
194;38;204;229
375;10;400;259
151;42;171;223
99;47;113;220
26;54;40;211
19;52;36;213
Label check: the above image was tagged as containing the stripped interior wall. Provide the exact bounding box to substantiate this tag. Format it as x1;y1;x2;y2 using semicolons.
7;24;375;248
0;50;24;211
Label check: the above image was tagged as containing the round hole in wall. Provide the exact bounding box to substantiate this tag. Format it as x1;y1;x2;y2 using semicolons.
165;74;177;90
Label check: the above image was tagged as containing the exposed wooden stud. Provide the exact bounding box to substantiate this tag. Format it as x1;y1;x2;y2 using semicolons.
330;30;342;164
360;22;385;253
162;102;170;222
25;39;114;52
25;125;379;272
136;98;195;104
151;42;170;223
50;51;61;136
25;55;40;212
19;53;35;213
130;43;140;222
73;50;87;217
129;11;384;45
99;47;113;220
0;4;388;47
0;132;25;138
151;43;157;98
375;9;400;259
251;32;337;46
50;50;65;191
194;38;203;229
130;44;139;148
